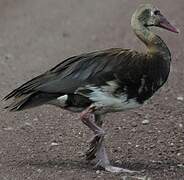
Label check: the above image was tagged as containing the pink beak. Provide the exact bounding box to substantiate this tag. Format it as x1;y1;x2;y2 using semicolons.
159;16;179;33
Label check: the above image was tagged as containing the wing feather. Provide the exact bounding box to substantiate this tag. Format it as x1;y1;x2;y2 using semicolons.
4;48;147;100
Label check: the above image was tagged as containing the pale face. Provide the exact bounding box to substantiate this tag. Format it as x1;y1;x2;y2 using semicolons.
136;4;179;33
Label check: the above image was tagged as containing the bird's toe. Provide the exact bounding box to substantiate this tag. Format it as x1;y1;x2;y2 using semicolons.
105;165;137;173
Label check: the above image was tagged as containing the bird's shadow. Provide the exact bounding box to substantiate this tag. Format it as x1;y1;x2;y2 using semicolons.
117;160;181;172
16;158;92;171
15;158;183;173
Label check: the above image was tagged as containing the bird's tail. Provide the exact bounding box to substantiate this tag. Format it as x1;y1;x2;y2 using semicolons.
3;73;63;111
3;91;61;111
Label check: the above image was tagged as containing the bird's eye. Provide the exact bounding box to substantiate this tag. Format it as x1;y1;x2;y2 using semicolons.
154;10;161;15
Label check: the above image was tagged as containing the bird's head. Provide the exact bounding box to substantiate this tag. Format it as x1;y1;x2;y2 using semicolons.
131;4;179;34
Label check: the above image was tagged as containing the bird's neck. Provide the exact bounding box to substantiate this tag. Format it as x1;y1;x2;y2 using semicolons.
132;22;171;61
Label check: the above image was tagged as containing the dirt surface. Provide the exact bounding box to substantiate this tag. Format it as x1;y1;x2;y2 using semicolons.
0;0;184;179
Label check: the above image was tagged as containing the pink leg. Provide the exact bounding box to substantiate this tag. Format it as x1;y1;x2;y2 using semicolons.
80;106;138;173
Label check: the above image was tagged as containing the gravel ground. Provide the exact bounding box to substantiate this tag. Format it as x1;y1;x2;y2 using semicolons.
0;0;184;179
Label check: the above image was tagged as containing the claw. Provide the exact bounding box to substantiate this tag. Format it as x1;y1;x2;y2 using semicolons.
93;159;103;169
86;134;104;161
86;146;96;159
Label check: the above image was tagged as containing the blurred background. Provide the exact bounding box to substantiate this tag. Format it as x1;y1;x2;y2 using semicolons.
0;0;183;179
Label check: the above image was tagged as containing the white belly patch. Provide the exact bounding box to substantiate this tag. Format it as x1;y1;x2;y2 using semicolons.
90;89;140;111
83;83;141;112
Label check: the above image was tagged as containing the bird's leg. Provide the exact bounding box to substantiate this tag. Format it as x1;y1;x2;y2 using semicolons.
80;107;136;173
87;114;103;146
80;107;105;154
80;108;108;167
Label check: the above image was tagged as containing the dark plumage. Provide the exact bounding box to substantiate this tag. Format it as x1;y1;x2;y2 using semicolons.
3;49;169;111
3;4;179;173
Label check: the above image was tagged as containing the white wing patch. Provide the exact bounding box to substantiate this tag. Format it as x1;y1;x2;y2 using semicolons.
48;95;68;108
50;94;68;107
57;95;68;104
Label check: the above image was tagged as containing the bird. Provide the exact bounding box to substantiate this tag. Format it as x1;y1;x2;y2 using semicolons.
3;4;179;173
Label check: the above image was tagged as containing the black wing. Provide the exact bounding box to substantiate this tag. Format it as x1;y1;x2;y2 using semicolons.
3;48;147;110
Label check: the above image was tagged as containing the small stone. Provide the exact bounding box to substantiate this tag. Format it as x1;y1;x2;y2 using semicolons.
51;142;59;146
33;117;39;121
135;144;140;148
177;96;184;101
148;130;154;134
177;153;181;156
24;122;32;126
3;127;13;131
20;122;33;131
115;160;122;164
77;151;84;157
142;119;150;125
131;122;137;127
179;123;183;128
37;168;42;173
150;144;155;148
131;128;136;132
117;126;122;130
